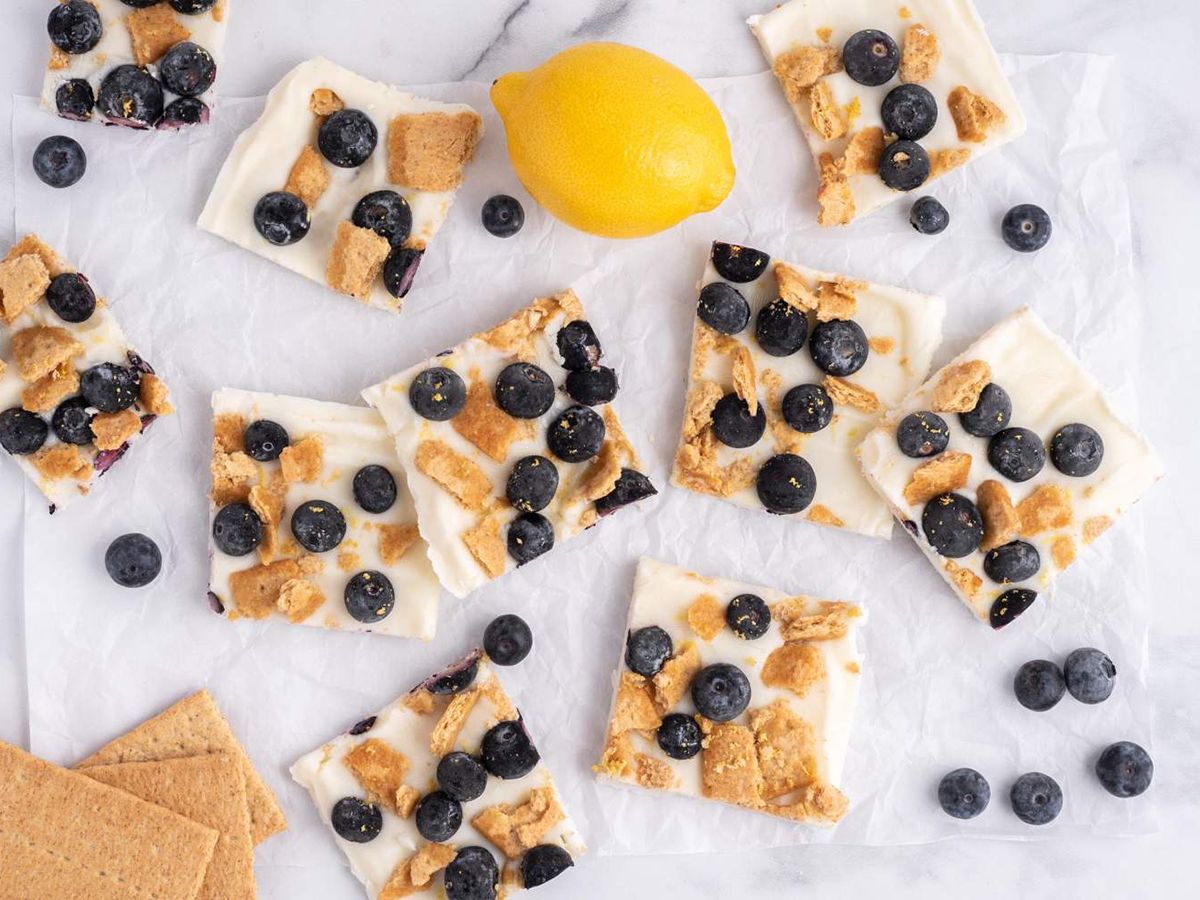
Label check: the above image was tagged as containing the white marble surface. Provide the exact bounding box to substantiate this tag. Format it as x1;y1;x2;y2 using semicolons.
1;1;1197;897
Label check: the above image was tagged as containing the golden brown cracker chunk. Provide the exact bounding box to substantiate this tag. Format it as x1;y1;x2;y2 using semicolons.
395;784;421;819
841;127;885;177
635;753;675;790
478;676;519;721
126;4;191;66
387;110;483;191
765;780;849;825
573;439;623;504
345;739;411;813
749;700;818;800
1051;535;1076;569
729;344;758;415
761;642;826;698
610;672;662;734
774;261;818;312
4;234;67;278
21;362;79;413
138;372;174;416
11;325;84;382
327;221;391;301
31;443;92;482
1017;484;1073;536
471;787;565;860
92;408;142;451
213;412;246;453
930;147;971;179
248;474;286;563
903;450;972;505
673;431;757;498
284;145;331;209
808;80;846;140
276;578;324;622
774;599;856;642
380;843;457;898
1082;515;1112;544
652;643;701;713
931;359;991;413
429;689;480;756
944;560;982;599
869;336;896;354
806;504;845;527
900;23;940;83
416;439;492;511
379;522;420;566
813;278;863;321
227;558;312;620
0;252;50;322
462;514;506;579
48;44;70;71
681;380;723;441
277;434;322;483
309;87;344;117
401;689;436;716
823;375;880;413
816;153;855;226
452;379;531;463
595;731;635;779
977;479;1019;551
700;722;763;808
211;450;257;504
337;550;362;572
478;292;580;358
686;593;726;641
772;45;842;103
948;85;1007;143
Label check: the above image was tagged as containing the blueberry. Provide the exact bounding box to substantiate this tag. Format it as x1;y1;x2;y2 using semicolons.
625;626;672;677
445;846;499;900
809;319;869;376
51;397;94;445
755;298;808;357
711;393;765;448
781;383;833;434
879;140;930;192
1050;423;1104;477
80;363;140;413
546;405;605;462
98;65;164;129
46;273;96;322
211;502;263;557
726;593;771;640
711;241;769;283
556;320;602;371
909;196;949;235
352;465;397;513
495;363;555;419
594;468;657;516
330;797;382;843
507;513;554;565
290;500;346;553
982;540;1040;584
1010;772;1062;826
1064;647;1116;704
1095;741;1152;798
415;790;463;842
1013;660;1066;711
243;419;289;461
481;720;540;779
349;717;375;735
1002;204;1052;252
565;365;618;406
938;767;990;820
119;0;163;7
896;411;949;458
656;713;702;760
959;383;1011;437
104;533;162;588
352;191;413;248
48;1;103;54
158;97;209;129
318;109;377;168
55;79;95;121
843;29;899;85
881;83;938;140
424;654;481;694
921;493;984;558
756;453;817;515
697;282;751;334
409;366;466;421
691;663;751;722
520;845;574;889
481;194;525;238
253;191;310;246
159;42;216;97
345;571;395;623
168;0;218;12
987;427;1045;482
383;247;423;299
32;136;86;189
438;752;488;802
989;588;1038;629
505;455;558;513
484;614;533;666
0;409;49;456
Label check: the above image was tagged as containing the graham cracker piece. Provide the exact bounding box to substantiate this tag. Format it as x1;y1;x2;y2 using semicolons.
380;843;456;899
762;368;806;455
773;262;816;312
774;599;856;642
823;375;879;413
772;45;842;103
931;359;990;412
138;372;174;415
749;699;817;800
1017;484;1073;536
700;722;763;808
610;672;662;734
386;110;483;191
213;0;228;22
478;292;582;359
416;439;492;511
276;578;324;622
345;739;410;813
977;479;1019;551
930;147;971;179
284;145;331;209
730;344;758;415
91;408;142;451
429;689;480;756
948;85;1007;143
765;780;849;825
213;412;246;453
126;4;191;66
634;753;675;790
595;731;635;779
11;325;84;382
309;88;344;117
574;439;623;504
0;741;218;900
452;379;531;463
83;754;256;900
337;550;362;572
681;380;723;441
75;690;288;846
4;234;68;277
944;560;981;599
0;253;50;322
402;689;436;716
462;514;506;579
761;642;826;698
902;450;972;505
21;362;79;413
327;221;391;302
806;504;844;527
686;593;726;641
227;558;320;620
673;428;757;498
1052;535;1076;569
31;443;92;482
652;643;701;713
1083;515;1112;544
280;435;323;483
867;337;895;356
900;23;940;83
816;152;854;226
471;786;565;859
48;44;70;71
478;676;519;721
210;450;257;505
809;80;846;140
395;785;421;819
813;278;862;321
379;522;420;566
248;473;286;564
816;26;833;42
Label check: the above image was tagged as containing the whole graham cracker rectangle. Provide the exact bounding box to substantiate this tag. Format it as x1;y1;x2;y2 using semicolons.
0;741;218;900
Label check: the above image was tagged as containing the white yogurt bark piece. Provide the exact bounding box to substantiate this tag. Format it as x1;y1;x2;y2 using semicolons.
363;290;656;598
207;388;439;639
292;651;586;898
199;58;482;314
858;307;1163;629
42;0;230;129
673;241;943;537
596;557;865;827
0;234;174;511
748;0;1025;225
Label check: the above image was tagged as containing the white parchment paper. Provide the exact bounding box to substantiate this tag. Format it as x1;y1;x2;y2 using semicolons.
16;52;1156;875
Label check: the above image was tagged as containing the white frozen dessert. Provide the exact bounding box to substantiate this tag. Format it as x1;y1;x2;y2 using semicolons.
673;240;943;537
292;651;586;898
363;290;656;598
748;0;1025;224
0;234;174;511
596;557;865;827
199;57;482;313
858;307;1164;629
207;388;439;639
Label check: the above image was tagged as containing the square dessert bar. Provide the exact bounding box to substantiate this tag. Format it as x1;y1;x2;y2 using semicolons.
748;0;1025;225
673;241;943;537
596;557;864;827
42;0;231;129
0;234;174;511
292;650;585;898
363;290;657;598
858;307;1164;629
207;388;440;639
199;58;483;314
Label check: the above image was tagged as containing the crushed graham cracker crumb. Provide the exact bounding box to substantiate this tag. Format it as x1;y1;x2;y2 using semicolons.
0;250;50;323
574;439;622;505
701;722;764;808
401;690;436;716
635;754;676;790
394;785;421;819
327;221;391;302
471;787;565;860
681;381;723;441
900;23;940;83
228;558;318;620
429;689;480;756
387;110;483;192
4;235;67;278
610;672;662;735
21;362;78;414
686;593;726;641
765;780;849;825
761;642;826;698
930;147;971;179
1017;484;1073;536
977;479;1019;551
902;450;972;505
462;514;506;579
452;378;531;463
415;440;492;511
11;325;83;382
137;373;173;416
276;578;324;623
31;444;92;482
840;126;885;176
1082;515;1112;544
345;739;411;814
210;450;257;504
774;599;856;642
808;80;847;140
479;676;519;721
478;292;580;359
816;152;855;226
284;146;330;209
1051;535;1076;569
806;504;845;528
869;336;896;354
379;523;420;566
814;278;862;321
730;345;758;415
309;88;344;117
774;262;817;312
772;45;842;104
816;26;833;43
91;408;142;451
944;560;982;599
596;731;635;779
213;412;245;453
380;842;456;899
823;375;880;413
126;5;191;66
948;85;1006;143
280;434;323;483
652;643;701;713
337;551;362;573
48;45;70;71
749;700;817;799
931;359;990;412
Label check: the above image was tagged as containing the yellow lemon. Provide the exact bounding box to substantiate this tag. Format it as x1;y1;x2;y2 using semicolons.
491;42;735;239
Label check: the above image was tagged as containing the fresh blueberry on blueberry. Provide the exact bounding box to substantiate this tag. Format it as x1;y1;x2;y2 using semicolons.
330;797;382;843
383;247;422;299
506;455;558;513
1094;741;1152;798
896;411;949;458
424;654;480;695
625;625;673;677
318;109;377;168
983;540;1040;584
409;366;466;421
882;83;938;140
481;194;525;238
507;513;554;565
546;405;605;462
253;191;310;246
809;319;869;376
565;365;618;406
481;720;540;779
556;320;602;371
879;140;931;192
48;0;103;54
415;790;463;842
1002;204;1052;252
594;468;657;517
55;79;95;121
104;533;162;588
711;393;765;448
344;571;395;623
656;713;703;760
711;241;770;283
169;0;218;12
691;663;752;722
921;493;984;558
158;97;210;129
938;767;990;819
726;593;771;640
0;409;48;456
159;42;216;97
989;588;1038;629
32;136;86;189
987;427;1046;482
352;465;397;514
697;282;751;335
755;298;808;356
756;453;817;515
51;397;94;445
1050;423;1103;477
437;752;489;802
290;500;346;553
211;502;263;557
959;383;1011;437
81;363;140;413
520;845;574;889
46;272;96;323
909;196;949;235
243;419;289;461
1010;772;1062;825
842;29;899;86
1064;647;1116;704
782;383;833;434
484;614;533;666
97;65;164;129
1013;659;1066;712
444;846;499;900
495;362;555;419
352;190;413;248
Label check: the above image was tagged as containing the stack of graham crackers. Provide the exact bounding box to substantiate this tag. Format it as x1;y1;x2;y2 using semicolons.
0;690;285;899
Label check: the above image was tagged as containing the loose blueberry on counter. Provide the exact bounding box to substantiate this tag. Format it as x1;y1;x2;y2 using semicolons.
81;363;140;413
809;319;869;376
253;191;310;246
697;282;751;335
755;298;808;356
104;533;162;588
565;365;618;406
896;411;949;458
483;613;533;666
46;273;96;323
159;42;216;97
881;84;938;140
481;720;540;779
55;79;95;121
98;65;164;129
0;409;49;455
938;768;990;819
159;97;210;129
756;453;817;515
352;465;397;513
330;797;382;843
495;362;555;418
243;419;289;461
1002;204;1052;252
48;0;103;54
438;751;489;802
345;571;395;623
520;845;574;889
656;713;703;760
409;366;466;420
1009;772;1062;825
348;716;376;735
1013;659;1066;711
169;0;218;12
909;196;949;235
506;455;559;513
425;654;480;694
711;241;770;283
1064;647;1116;704
383;247;423;299
843;29;899;85
879;140;931;192
556;320;602;371
507;513;554;565
481;194;525;238
782;383;833;434
318;109;377;168
211;502;264;556
1050;423;1104;477
982;540;1040;584
989;588;1038;629
290;500;347;553
594;468;657;516
546;405;605;462
32;136;86;189
711;393;766;448
726;593;771;640
692;663;752;722
1095;741;1153;798
987;427;1046;482
415;790;463;842
921;493;984;558
352;190;413;248
445;846;499;900
625;625;673;677
51;397;94;445
959;383;1011;437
